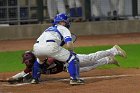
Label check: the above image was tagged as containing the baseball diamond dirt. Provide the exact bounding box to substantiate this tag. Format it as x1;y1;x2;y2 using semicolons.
0;33;140;93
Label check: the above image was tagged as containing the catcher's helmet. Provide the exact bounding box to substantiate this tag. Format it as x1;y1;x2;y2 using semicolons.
53;13;70;28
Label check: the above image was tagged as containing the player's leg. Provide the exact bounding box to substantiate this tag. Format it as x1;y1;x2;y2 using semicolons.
31;43;55;84
80;57;108;72
79;56;119;72
33;42;84;84
48;45;84;85
78;45;126;67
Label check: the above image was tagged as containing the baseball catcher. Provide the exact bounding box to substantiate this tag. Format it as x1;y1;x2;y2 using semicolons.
7;45;126;84
29;13;127;85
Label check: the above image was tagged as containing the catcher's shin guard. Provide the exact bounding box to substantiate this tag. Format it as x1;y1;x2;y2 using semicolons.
32;59;41;82
67;53;80;80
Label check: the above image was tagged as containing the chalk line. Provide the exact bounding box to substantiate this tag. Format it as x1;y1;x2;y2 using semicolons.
2;74;140;86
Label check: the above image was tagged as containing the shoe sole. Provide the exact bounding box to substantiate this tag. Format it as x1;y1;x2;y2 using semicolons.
31;82;39;84
70;80;85;85
114;45;127;58
31;80;39;84
70;82;85;85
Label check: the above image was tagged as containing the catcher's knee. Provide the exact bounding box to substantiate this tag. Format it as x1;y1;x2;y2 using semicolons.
67;51;79;63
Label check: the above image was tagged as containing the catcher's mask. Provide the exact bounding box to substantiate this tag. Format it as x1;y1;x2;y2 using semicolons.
53;13;71;29
22;51;36;67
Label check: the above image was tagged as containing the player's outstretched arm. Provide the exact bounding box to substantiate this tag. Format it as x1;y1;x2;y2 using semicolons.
7;71;26;84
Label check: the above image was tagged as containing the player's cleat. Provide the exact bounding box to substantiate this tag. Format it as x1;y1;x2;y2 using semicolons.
31;79;39;84
70;79;85;85
113;45;127;58
108;56;120;67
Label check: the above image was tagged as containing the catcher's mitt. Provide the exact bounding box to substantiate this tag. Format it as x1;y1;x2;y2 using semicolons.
71;33;77;43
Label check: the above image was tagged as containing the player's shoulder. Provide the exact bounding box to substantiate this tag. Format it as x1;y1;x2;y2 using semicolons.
57;25;69;31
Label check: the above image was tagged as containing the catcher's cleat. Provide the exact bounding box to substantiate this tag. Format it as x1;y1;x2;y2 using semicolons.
108;56;120;67
70;79;85;85
31;79;39;84
113;45;127;58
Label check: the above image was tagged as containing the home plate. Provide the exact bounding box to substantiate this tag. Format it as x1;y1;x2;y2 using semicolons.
2;74;140;86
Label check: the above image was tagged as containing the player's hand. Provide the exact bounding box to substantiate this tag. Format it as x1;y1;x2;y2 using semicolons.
7;77;23;84
7;77;17;84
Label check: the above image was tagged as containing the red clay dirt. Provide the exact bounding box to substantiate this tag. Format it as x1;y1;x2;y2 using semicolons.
0;33;140;93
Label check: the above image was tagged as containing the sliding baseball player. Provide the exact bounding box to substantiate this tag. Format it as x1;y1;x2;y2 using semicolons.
7;45;126;84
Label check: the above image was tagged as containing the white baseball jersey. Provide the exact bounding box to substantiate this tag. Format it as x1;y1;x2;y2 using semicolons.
36;25;72;45
33;25;72;63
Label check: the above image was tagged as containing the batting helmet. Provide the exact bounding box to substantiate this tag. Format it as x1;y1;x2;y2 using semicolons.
22;51;36;67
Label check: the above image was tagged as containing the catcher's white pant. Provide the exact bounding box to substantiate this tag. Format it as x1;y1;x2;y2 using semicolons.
109;0;125;16
77;48;119;72
47;0;66;19
33;42;71;63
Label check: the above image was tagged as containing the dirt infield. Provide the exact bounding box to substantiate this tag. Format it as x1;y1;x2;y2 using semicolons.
0;33;140;93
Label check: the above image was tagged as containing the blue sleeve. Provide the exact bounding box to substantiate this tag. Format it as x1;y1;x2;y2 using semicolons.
64;36;72;43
